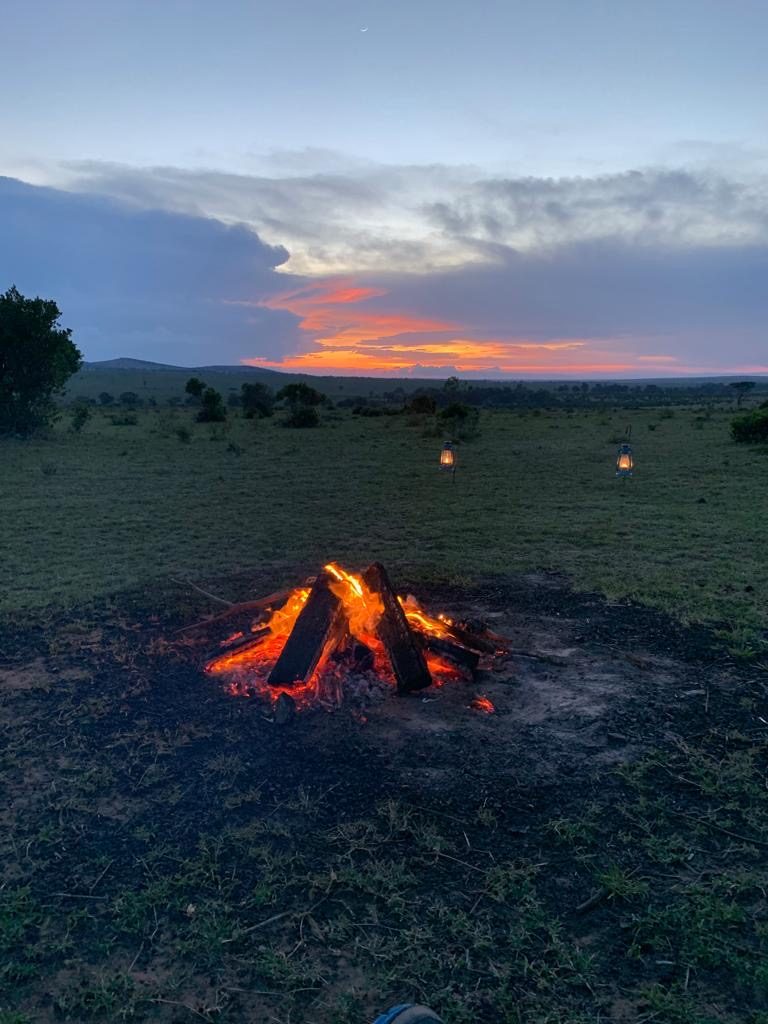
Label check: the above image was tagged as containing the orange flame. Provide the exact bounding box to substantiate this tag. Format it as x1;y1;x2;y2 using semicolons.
470;696;496;714
205;563;491;710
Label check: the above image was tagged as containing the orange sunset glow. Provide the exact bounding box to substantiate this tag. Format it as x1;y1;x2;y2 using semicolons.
242;277;653;376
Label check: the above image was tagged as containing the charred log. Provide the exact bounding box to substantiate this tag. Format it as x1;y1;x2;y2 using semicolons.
267;572;346;687
363;562;432;693
421;635;480;673
205;627;270;668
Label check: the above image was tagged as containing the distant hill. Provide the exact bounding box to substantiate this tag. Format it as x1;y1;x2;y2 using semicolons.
66;358;768;405
67;359;438;403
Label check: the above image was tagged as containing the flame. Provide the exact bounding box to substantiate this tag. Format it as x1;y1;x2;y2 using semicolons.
470;696;495;714
206;563;490;710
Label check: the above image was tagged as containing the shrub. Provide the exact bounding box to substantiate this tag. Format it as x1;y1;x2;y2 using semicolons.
109;413;138;426
439;402;480;440
241;382;274;418
409;394;437;415
70;403;91;433
175;426;191;443
119;392;141;407
98;392;114;406
196;388;227;423
731;408;768;443
283;406;319;428
185;377;205;400
276;383;324;407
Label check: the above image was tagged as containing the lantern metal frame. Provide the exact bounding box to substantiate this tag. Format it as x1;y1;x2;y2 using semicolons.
615;442;634;477
439;440;457;481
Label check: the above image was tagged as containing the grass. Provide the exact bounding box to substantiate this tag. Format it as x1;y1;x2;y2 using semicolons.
1;402;768;1022
0;605;766;1022
1;405;766;640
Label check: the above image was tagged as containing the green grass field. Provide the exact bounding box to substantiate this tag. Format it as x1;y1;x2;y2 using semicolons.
2;404;766;644
2;402;768;1024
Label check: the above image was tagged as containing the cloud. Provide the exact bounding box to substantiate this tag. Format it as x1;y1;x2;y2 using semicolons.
3;160;768;376
54;159;768;276
0;176;303;363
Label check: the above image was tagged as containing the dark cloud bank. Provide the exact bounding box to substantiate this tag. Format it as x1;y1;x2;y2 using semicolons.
0;176;302;364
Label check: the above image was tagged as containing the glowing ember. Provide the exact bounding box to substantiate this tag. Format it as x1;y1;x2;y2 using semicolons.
470;696;496;714
203;562;508;712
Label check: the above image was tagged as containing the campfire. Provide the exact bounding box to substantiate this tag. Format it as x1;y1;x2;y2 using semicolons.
203;562;508;714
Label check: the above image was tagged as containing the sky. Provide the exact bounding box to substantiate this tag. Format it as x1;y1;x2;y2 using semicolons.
1;0;767;377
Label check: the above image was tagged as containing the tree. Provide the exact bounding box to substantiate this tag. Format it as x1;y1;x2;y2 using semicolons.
70;402;91;433
276;382;323;428
443;376;461;393
119;391;140;407
409;394;437;415
99;391;114;406
241;382;275;418
731;407;768;443
729;381;756;409
185;377;206;400
0;285;82;435
276;382;324;408
196;387;227;423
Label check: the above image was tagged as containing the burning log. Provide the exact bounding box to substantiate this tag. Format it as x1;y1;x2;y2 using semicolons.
443;622;500;655
205;627;270;669
267;572;347;688
421;635;480;673
363;562;432;694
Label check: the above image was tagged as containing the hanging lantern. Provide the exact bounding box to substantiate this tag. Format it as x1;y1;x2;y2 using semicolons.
616;443;634;477
440;441;456;471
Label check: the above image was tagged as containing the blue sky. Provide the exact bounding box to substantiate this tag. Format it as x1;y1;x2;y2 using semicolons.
1;0;767;375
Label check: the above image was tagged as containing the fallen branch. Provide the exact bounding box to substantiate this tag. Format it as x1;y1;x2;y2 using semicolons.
174;588;295;634
169;577;233;607
574;888;608;915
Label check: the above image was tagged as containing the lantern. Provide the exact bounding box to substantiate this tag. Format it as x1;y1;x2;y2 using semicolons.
616;443;634;477
440;441;456;472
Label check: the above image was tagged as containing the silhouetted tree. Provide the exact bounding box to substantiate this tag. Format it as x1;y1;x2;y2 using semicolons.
196;387;227;423
277;382;323;428
98;391;114;406
0;285;82;435
241;381;275;418
409;394;437;414
185;377;206;401
729;381;756;408
276;382;324;408
119;391;140;407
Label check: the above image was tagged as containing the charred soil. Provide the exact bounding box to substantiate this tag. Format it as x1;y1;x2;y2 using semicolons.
1;572;766;1023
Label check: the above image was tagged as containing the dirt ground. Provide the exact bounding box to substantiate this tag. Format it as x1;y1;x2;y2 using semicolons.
1;572;766;1023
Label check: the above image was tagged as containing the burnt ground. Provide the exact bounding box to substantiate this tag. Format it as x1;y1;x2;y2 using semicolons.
1;571;767;1024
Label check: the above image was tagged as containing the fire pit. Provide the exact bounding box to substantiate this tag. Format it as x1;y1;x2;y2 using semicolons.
203;562;509;714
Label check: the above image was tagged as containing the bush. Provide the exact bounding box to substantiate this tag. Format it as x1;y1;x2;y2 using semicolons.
185;377;206;400
409;394;437;415
70;403;91;433
196;388;227;423
241;382;274;418
439;402;480;440
283;406;319;428
731;408;768;443
276;383;324;407
109;413;138;426
175;426;191;443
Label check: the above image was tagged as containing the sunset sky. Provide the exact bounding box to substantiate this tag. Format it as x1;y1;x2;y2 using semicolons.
1;0;767;377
